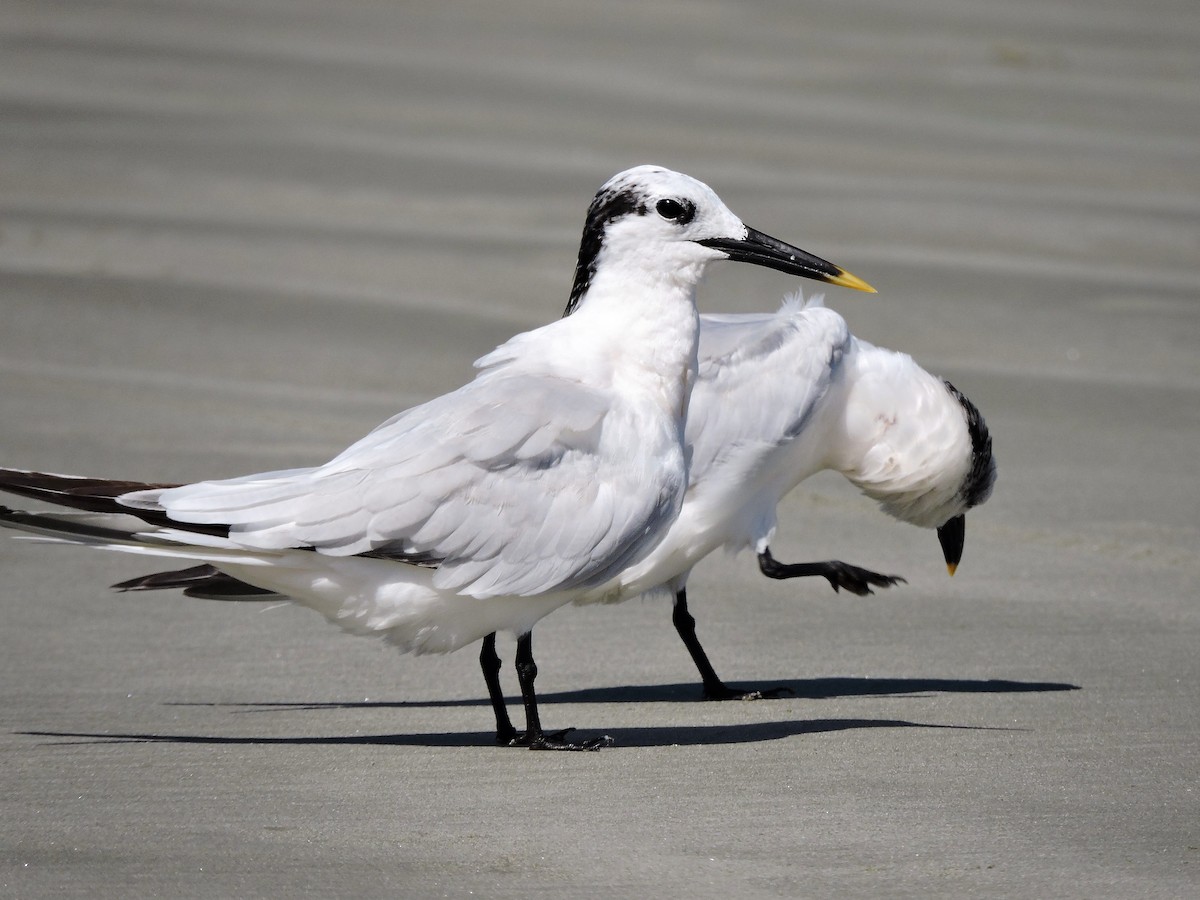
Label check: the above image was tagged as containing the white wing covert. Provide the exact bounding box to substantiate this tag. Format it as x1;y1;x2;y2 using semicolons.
688;299;850;481
138;367;683;599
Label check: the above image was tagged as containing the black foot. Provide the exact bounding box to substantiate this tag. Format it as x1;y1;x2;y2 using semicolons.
503;727;613;751
494;726;519;746
502;631;613;750
822;561;906;596
529;733;613;751
757;551;907;597
701;682;794;702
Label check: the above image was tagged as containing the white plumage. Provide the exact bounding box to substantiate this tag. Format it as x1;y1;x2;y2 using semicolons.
614;292;993;599
597;292;995;697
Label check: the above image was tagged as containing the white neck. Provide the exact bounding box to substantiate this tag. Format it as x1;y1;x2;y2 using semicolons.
566;249;703;421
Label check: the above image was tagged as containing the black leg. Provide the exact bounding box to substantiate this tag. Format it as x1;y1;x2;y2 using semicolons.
671;588;789;701
513;632;547;742
480;633;517;745
758;547;906;596
510;632;610;750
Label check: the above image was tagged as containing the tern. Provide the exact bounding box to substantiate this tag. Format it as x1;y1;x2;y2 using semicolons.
0;165;873;750
613;292;996;699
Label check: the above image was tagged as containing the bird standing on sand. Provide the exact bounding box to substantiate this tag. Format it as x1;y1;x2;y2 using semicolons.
0;166;873;749
624;293;996;700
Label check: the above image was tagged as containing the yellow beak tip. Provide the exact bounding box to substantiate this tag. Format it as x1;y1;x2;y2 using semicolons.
831;270;877;294
946;563;958;577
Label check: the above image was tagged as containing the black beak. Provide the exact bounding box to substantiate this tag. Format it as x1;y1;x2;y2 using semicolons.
698;227;875;292
937;514;966;576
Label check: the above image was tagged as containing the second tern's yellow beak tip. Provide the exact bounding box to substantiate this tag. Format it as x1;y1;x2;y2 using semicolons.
946;563;958;577
831;269;877;294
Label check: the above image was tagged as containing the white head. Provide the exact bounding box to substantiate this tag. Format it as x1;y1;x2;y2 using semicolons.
563;165;873;315
844;356;996;575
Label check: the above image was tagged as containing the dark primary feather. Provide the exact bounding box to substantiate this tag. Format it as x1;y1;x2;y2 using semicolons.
0;469;174;513
0;469;228;536
0;468;445;580
0;505;151;544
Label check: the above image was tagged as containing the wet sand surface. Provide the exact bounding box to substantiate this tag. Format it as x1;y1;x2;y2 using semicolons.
1;2;1197;896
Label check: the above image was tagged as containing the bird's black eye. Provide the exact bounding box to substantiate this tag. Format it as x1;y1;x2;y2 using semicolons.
655;198;694;224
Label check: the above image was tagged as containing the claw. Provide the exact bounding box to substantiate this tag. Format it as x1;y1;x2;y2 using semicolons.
824;562;906;596
529;734;613;751
504;727;613;750
505;726;574;746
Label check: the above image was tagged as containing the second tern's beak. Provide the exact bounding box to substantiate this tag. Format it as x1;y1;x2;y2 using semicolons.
699;226;875;293
937;514;966;576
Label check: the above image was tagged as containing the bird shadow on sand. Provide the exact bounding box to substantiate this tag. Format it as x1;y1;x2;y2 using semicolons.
19;717;1017;750
526;676;1080;705
17;677;1070;749
159;675;1080;712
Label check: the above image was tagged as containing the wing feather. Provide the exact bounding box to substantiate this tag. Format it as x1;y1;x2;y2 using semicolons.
141;365;681;599
689;299;850;482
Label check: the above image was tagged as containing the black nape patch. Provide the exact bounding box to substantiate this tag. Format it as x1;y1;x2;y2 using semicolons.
563;186;645;317
944;380;996;508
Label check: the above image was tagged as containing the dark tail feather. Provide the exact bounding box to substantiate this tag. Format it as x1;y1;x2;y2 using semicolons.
0;468;226;536
114;564;280;601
